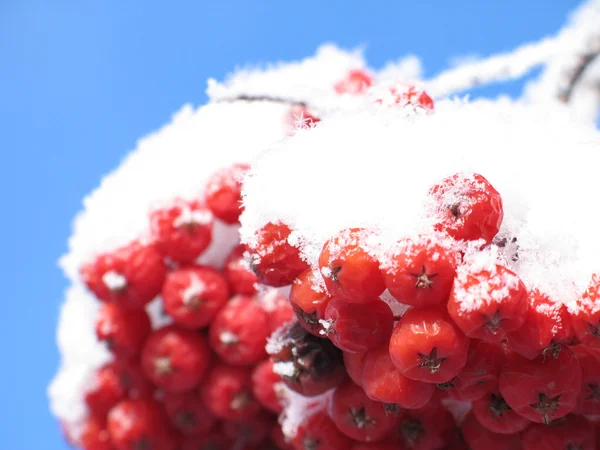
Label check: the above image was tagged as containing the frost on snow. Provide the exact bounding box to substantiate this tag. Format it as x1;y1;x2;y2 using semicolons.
50;0;600;437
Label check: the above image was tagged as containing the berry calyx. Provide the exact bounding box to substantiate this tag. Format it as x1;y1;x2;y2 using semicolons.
318;228;385;304
80;240;166;310
163;391;217;435
471;391;531;434
161;265;229;329
428;172;503;244
209;295;270;366
448;263;527;343
572;344;600;415
322;297;394;353
571;273;600;348
292;409;354;450
204;163;249;224
389;400;454;450
381;236;457;308
141;326;211;393
149;198;213;263
247;221;309;287
389;306;469;383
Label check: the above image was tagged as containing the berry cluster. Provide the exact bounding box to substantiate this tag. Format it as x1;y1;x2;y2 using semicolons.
67;163;296;450
251;172;600;450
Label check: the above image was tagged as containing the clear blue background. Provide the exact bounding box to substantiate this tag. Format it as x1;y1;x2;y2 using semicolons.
0;1;582;449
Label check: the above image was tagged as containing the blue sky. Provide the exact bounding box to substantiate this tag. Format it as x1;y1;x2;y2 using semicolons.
0;1;582;449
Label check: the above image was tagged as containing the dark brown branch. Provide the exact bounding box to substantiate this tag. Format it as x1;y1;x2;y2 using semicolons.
216;95;307;106
558;37;600;103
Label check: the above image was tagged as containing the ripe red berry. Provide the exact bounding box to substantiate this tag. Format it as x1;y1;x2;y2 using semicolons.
107;398;177;450
290;268;332;336
247;221;309;287
344;351;368;387
180;430;232;450
334;69;373;95
571;274;600;348
223;244;258;295
292;409;354;450
263;290;295;334
161;266;229;329
329;379;397;442
507;289;574;359
572;344;600;415
222;411;275;446
78;415;114;450
141;326;211;393
389;306;469;383
80;240;166;310
286;105;321;134
382;236;457;308
522;414;596;450
428;173;503;243
200;362;261;420
471;390;531;434
318;228;386;303
448;263;527;343
85;363;126;419
251;359;285;414
270;423;295;450
163;391;217;435
322;298;394;353
362;345;434;409
351;443;398;450
209;296;269;366
389;400;455;450
149;198;213;263
268;322;346;397
438;340;504;402
460;412;521;450
499;350;582;424
95;303;151;358
114;359;153;400
205;163;249;224
376;83;435;111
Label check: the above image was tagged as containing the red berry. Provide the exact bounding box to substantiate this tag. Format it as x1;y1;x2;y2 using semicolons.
389;306;469;383
376;83;435;111
223;244;258;295
209;296;269;366
270;424;295;450
78;416;114;450
571;274;600;348
362;345;434;409
329;379;397;442
247;221;309;287
507;289;574;359
439;340;504;402
115;359;154;399
460;412;521;450
471;390;530;434
389;400;455;450
264;291;295;334
572;344;600;415
290;268;332;336
81;240;166;309
107;398;177;450
251;359;285;414
141;326;211;393
222;411;274;446
269;322;346;397
382;236;457;309
499;350;582;424
351;443;399;450
318;228;386;304
163;391;217;435
522;414;596;450
428;173;503;243
448;264;527;343
161;266;229;329
149;198;213;263
85;363;126;419
344;351;368;387
292;409;354;450
334;69;373;95
95;303;151;358
180;430;232;450
205;163;249;224
286;105;321;134
322;298;394;353
200;362;261;420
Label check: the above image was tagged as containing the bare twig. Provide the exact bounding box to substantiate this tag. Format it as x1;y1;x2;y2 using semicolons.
558;36;600;102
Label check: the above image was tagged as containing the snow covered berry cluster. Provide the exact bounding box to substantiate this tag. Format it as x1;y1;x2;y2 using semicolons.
64;164;298;450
